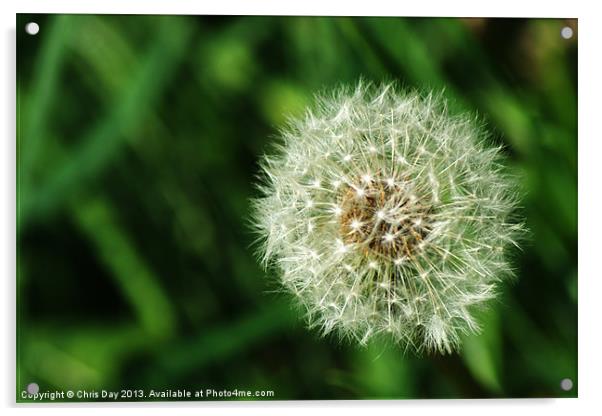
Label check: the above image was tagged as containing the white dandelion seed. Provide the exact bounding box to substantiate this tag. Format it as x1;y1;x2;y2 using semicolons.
350;219;363;232
251;81;525;354
332;205;343;217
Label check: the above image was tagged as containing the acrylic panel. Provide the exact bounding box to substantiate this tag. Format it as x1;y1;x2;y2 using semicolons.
16;14;577;402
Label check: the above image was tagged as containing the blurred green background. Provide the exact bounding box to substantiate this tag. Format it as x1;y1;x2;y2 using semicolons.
16;14;577;400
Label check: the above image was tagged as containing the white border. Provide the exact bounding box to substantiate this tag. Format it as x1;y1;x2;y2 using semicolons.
3;1;600;415
9;1;579;18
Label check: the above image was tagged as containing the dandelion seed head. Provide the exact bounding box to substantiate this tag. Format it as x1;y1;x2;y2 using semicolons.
251;81;525;354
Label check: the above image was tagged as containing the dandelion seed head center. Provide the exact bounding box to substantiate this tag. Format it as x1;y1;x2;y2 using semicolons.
338;174;433;258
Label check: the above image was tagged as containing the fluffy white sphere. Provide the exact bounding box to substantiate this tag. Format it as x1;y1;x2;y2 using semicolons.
252;82;524;353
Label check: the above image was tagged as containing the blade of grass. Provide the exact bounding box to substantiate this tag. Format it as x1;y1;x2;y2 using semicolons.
72;196;176;338
357;17;471;115
336;17;388;78
143;301;296;384
18;323;149;393
461;309;503;394
20;15;74;181
19;17;194;229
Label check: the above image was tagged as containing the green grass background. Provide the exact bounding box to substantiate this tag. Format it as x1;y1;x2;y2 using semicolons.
16;14;577;400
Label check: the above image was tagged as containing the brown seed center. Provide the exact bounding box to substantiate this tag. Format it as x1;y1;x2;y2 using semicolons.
338;176;432;259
